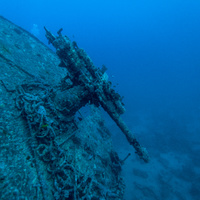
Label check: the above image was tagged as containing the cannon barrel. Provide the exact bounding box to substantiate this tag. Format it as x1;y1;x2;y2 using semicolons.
45;27;149;162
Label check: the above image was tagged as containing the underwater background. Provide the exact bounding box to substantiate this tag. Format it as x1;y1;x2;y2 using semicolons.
1;0;200;199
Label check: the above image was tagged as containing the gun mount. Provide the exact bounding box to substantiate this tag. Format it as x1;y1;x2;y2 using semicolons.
45;27;149;163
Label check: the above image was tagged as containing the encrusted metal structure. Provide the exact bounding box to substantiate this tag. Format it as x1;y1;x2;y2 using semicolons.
0;16;148;200
45;27;149;163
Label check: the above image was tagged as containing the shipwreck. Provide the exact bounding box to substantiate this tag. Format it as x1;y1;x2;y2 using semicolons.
0;16;148;199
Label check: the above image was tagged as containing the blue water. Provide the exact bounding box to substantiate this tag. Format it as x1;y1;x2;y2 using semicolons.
1;1;200;199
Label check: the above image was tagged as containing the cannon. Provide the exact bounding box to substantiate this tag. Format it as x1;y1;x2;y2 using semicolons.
44;27;149;163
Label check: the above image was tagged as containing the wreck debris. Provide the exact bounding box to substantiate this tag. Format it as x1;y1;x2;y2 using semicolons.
14;82;124;199
45;27;149;162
